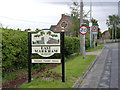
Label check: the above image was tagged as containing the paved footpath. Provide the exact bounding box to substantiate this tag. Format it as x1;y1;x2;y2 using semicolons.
79;43;119;89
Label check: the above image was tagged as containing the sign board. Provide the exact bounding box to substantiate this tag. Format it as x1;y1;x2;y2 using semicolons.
91;26;98;34
32;59;61;63
32;30;60;57
79;25;88;35
29;29;65;83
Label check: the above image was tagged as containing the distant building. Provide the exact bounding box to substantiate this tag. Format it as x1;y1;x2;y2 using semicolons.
102;30;110;39
50;14;89;33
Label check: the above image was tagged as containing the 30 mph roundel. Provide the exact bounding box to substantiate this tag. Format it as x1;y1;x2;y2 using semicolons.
79;25;88;35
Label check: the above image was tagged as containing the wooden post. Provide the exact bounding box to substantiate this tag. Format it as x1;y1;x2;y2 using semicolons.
61;29;65;82
28;29;31;83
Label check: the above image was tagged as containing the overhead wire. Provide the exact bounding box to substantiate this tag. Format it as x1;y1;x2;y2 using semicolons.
0;16;54;24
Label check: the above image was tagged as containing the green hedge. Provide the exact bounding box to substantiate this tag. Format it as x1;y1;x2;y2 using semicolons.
2;29;28;72
2;29;91;73
64;36;80;56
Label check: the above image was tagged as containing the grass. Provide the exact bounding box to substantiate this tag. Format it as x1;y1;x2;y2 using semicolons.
2;69;27;83
86;46;104;52
2;64;45;83
19;55;96;88
2;45;104;85
2;62;47;83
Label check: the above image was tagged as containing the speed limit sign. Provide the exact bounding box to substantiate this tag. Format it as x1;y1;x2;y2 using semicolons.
79;25;88;35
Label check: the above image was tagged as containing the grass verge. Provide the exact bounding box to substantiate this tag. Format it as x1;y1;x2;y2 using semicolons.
19;55;96;88
86;46;104;52
3;45;104;84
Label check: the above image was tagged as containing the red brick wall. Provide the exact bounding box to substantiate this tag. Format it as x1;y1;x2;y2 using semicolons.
102;31;110;39
55;14;72;31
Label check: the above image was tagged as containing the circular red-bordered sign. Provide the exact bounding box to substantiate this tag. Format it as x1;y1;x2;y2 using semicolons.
79;25;88;35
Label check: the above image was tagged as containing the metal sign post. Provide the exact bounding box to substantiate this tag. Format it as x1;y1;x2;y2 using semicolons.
79;25;88;59
91;26;98;48
90;24;92;47
83;35;85;59
94;34;95;48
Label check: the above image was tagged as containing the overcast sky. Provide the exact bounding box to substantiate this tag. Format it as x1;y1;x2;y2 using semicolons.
0;0;119;33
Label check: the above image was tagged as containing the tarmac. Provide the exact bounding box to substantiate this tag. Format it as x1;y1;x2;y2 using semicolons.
73;43;119;89
80;47;108;88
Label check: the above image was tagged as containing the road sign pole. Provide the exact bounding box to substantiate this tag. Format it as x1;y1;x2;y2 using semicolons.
90;26;91;47
61;29;65;82
28;29;31;83
79;25;88;59
94;34;95;48
83;35;85;59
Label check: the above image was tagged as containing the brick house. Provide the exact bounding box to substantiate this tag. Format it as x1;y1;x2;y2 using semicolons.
50;14;89;33
50;14;72;32
102;30;110;39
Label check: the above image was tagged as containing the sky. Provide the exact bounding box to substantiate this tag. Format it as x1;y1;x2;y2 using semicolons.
0;0;119;33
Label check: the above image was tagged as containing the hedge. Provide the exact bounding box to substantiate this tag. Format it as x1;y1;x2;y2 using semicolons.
2;29;90;73
2;29;28;72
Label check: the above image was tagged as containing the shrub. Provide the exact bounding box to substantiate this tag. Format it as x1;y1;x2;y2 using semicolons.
2;29;91;74
2;29;28;73
64;36;80;56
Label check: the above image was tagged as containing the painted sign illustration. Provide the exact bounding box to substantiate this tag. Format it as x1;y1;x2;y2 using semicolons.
32;30;60;57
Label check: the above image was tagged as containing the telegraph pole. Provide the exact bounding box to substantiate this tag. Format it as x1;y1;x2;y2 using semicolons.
112;23;114;40
80;0;83;55
90;1;92;47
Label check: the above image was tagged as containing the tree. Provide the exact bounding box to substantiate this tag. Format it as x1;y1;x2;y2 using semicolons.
69;2;80;37
69;1;89;37
106;15;120;39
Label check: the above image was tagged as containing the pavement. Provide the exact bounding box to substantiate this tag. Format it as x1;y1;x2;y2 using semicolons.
86;49;102;55
77;43;119;89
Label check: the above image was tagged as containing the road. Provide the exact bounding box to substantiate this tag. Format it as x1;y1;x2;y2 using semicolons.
79;43;120;89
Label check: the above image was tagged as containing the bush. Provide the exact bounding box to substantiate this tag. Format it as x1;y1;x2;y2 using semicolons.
2;29;28;73
64;36;80;56
2;29;91;74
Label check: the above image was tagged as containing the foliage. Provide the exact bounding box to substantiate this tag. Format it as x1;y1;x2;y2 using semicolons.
86;46;104;52
2;28;28;73
69;2;89;37
106;14;120;39
20;55;96;88
64;36;80;56
69;2;80;37
2;28;92;76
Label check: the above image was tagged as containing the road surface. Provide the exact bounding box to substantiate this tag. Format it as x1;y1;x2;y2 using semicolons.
80;43;120;89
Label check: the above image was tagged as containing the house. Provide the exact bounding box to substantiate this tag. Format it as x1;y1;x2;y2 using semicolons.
50;14;89;33
102;30;110;39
